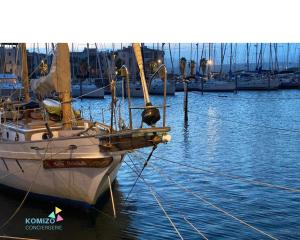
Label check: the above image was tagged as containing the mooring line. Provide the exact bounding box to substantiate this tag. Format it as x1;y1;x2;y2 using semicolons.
124;159;184;240
136;150;300;193
124;145;157;202
143;161;279;240
127;155;208;240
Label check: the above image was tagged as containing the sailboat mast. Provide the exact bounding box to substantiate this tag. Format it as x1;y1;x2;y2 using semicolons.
255;43;258;70
220;43;223;74
298;48;300;69
229;43;233;74
87;43;90;78
57;43;72;130
132;43;151;105
20;43;30;102
178;43;181;74
286;43;290;70
234;43;237;72
190;43;192;63
246;43;250;71
274;43;279;71
196;43;199;75
168;43;174;75
208;43;211;78
259;43;263;70
269;43;273;71
71;43;75;79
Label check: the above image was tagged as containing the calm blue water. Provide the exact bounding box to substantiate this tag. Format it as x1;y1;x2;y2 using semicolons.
0;90;300;239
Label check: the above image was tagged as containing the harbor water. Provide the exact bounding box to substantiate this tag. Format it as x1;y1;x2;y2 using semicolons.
0;90;299;239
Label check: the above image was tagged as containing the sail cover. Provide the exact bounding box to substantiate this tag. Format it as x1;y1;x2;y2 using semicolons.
132;43;150;104
30;43;71;98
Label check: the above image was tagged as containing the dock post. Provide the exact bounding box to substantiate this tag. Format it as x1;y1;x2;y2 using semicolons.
201;77;204;95
184;80;188;122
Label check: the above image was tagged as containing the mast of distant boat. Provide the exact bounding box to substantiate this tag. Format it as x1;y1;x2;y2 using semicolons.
229;43;233;76
20;43;30;102
286;43;290;70
246;43;250;71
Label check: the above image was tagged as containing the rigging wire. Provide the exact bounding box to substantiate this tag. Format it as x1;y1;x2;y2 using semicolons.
124;145;157;202
123;159;184;240
141;160;279;240
127;154;209;240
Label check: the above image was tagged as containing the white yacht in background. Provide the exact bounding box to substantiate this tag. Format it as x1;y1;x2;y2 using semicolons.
176;77;235;92
149;77;176;95
277;72;300;89
115;80;144;98
116;77;175;98
236;73;280;90
71;79;104;98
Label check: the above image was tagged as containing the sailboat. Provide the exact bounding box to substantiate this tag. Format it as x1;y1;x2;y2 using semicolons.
71;44;105;98
0;43;170;205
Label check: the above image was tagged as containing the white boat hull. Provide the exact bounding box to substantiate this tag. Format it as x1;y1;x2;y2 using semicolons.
0;134;123;205
0;156;122;205
115;79;175;98
237;77;280;90
176;79;235;92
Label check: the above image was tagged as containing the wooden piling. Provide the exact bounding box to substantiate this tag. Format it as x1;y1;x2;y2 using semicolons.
184;81;188;122
108;175;116;218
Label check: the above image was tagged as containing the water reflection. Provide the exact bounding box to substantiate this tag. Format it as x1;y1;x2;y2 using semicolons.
1;91;300;239
0;180;136;240
206;106;219;161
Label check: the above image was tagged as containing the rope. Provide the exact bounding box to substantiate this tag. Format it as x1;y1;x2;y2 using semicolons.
71;83;111;100
123;159;184;240
124;145;157;202
136;150;300;193
127;155;208;240
144;161;279;240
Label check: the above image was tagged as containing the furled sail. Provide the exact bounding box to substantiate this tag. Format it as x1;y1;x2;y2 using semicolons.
132;43;150;105
30;43;71;98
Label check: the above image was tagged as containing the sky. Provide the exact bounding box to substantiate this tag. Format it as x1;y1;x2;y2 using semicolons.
25;43;300;72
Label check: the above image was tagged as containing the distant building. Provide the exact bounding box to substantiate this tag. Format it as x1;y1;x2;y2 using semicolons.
0;44;19;75
15;45;165;87
115;46;164;81
70;47;112;86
